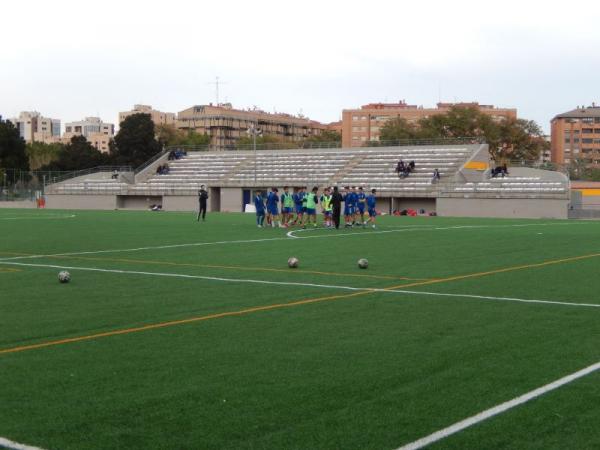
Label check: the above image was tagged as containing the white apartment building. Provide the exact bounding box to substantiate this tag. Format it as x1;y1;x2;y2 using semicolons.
9;111;61;143
63;117;115;153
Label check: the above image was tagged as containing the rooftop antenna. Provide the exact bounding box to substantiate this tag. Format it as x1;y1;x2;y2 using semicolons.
207;76;228;106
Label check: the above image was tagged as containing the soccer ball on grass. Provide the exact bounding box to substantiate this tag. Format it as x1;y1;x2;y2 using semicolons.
357;258;369;269
288;257;299;268
58;271;71;283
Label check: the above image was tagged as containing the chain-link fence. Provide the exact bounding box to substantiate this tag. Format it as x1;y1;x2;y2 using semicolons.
0;169;73;201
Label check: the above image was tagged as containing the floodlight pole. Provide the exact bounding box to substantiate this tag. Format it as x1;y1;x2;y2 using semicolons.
247;123;261;185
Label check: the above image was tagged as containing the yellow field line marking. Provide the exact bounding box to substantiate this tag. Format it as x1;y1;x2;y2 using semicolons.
390;251;600;290
0;289;373;356
0;267;21;273
36;253;425;281
2;250;600;356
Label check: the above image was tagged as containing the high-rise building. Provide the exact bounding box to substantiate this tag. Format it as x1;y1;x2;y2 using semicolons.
9;111;61;143
551;105;600;167
176;103;326;151
63;117;115;153
341;101;517;147
119;104;175;127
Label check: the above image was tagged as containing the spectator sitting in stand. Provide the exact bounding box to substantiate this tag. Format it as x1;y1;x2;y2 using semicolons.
395;160;405;178
432;168;441;182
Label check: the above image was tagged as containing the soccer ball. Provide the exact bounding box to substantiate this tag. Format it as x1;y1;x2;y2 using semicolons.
288;257;299;268
357;258;369;269
58;271;71;283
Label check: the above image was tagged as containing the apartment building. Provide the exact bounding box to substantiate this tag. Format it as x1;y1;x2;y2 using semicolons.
551;105;600;167
119;104;176;127
341;101;517;147
9;111;61;143
63;117;115;153
176;103;326;150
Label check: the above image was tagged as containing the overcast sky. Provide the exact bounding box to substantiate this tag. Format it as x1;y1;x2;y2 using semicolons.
2;0;600;133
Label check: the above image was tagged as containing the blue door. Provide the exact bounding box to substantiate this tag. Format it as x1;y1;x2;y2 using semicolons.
242;189;251;212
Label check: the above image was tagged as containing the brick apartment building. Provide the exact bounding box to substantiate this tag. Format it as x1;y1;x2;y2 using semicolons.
551;105;600;167
341;101;517;147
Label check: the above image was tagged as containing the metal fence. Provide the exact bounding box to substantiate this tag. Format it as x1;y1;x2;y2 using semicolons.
164;137;486;153
0;169;126;201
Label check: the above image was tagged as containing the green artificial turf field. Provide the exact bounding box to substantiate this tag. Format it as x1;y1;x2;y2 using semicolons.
1;208;600;450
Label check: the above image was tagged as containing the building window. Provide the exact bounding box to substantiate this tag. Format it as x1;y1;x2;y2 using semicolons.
352;136;359;140
352;126;359;131
582;128;593;133
582;138;593;143
564;138;571;144
352;116;359;121
582;117;593;123
361;136;367;141
573;138;580;143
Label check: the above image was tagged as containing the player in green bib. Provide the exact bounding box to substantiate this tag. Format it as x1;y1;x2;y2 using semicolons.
280;186;295;227
321;188;333;227
301;186;319;228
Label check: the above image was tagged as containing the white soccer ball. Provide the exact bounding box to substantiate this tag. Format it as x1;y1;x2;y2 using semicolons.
58;271;71;283
288;257;299;268
357;258;369;269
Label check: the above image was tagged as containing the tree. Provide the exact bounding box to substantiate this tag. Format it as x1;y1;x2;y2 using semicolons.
378;117;421;142
155;124;211;147
110;113;161;167
235;134;296;150
40;135;109;171
492;119;547;162
26;141;64;170
379;106;546;162
304;129;342;144
0;116;29;171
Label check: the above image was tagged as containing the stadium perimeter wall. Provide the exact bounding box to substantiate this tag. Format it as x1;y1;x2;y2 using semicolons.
437;198;568;219
0;200;37;208
45;195;117;210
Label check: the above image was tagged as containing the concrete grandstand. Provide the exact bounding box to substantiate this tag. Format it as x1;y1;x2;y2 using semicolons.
44;142;570;218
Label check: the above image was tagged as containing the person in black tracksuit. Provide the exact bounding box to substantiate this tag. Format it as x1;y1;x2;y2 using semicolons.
197;186;209;222
331;186;343;229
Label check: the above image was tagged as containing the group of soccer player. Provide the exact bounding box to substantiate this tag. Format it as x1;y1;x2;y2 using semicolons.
253;185;377;229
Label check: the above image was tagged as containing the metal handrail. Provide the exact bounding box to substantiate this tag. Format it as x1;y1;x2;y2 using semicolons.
134;148;170;174
164;137;485;153
46;166;133;185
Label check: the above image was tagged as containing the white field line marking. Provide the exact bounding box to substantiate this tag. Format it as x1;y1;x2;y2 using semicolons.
0;222;586;262
286;221;585;238
395;360;600;450
0;214;76;221
0;436;47;450
1;260;600;310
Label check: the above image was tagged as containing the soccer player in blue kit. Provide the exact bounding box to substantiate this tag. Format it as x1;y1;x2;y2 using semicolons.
266;187;282;228
366;188;377;228
254;190;266;227
356;186;367;227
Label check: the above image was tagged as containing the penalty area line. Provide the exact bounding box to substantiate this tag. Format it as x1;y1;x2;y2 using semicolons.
0;436;47;450
395;360;600;450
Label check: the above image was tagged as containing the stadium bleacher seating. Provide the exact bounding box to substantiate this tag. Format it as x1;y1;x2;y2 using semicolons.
45;145;569;200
